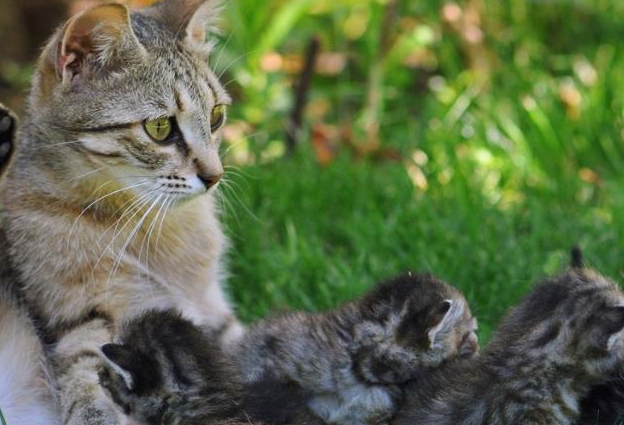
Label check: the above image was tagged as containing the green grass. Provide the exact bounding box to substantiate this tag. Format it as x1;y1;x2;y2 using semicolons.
222;149;624;341
0;405;6;425
209;0;624;344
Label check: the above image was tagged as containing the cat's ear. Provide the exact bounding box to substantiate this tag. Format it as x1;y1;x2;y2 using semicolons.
54;3;145;86
143;0;223;50
427;299;464;348
100;343;137;390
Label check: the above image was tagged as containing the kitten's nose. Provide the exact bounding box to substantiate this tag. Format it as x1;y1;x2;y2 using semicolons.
198;172;222;189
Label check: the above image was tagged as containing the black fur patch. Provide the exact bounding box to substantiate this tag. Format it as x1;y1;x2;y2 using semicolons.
0;105;16;178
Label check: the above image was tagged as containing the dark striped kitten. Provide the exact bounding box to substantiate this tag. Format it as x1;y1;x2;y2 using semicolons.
393;260;624;425
99;273;478;425
97;310;251;425
234;273;478;425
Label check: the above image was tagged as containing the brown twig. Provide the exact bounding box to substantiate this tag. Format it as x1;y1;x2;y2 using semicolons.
285;36;320;154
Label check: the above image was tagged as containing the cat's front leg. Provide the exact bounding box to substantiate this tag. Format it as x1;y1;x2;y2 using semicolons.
183;278;246;349
53;315;127;425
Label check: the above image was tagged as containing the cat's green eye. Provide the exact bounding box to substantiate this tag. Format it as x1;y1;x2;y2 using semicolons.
144;117;173;142
210;105;227;132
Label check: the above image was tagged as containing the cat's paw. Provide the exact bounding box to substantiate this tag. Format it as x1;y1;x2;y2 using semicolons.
0;103;16;175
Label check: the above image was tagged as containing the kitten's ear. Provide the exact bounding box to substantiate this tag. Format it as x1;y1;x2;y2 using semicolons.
570;246;584;269
54;3;145;86
427;299;463;348
100;343;137;390
143;0;223;50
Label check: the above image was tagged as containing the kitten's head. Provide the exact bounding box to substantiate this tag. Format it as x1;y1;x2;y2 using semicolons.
98;310;240;424
30;0;229;205
489;259;624;381
354;273;479;384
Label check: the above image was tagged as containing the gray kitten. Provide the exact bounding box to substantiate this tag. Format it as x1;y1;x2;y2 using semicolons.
99;273;479;425
393;259;624;425
235;273;478;425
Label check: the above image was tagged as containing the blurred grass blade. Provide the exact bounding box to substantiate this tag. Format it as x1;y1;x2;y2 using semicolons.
254;0;316;58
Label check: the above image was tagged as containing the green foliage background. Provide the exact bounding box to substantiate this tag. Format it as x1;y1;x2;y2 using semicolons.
212;0;624;341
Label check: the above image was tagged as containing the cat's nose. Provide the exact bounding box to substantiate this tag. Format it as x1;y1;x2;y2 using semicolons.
197;172;222;189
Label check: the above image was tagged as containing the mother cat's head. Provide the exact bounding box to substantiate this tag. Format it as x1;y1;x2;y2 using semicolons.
28;0;229;204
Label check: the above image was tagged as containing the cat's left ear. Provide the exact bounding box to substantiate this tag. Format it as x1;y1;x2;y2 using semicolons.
54;3;146;86
143;0;223;50
100;343;137;390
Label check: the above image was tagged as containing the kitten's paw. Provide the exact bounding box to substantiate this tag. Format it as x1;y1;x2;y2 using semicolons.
0;103;16;175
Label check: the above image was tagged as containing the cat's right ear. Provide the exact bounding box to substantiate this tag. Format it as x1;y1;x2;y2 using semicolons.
100;343;137;391
142;0;223;52
427;299;464;348
50;4;145;87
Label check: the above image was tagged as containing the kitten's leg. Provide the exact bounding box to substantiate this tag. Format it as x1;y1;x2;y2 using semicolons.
0;103;16;178
53;316;126;425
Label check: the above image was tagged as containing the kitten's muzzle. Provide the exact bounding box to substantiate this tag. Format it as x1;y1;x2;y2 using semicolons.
198;172;222;189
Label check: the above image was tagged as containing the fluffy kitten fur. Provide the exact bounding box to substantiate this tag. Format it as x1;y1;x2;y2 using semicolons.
393;262;624;425
0;1;241;424
99;273;479;425
235;273;478;425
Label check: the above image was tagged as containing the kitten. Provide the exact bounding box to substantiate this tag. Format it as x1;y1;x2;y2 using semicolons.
393;258;624;425
97;310;246;425
0;1;242;424
235;272;478;425
99;273;479;425
0;103;15;179
98;309;315;425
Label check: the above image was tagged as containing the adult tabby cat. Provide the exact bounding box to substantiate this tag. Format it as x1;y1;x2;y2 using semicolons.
0;1;241;424
98;273;478;425
392;261;624;425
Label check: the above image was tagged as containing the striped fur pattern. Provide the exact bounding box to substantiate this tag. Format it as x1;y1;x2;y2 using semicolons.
393;266;624;425
98;274;478;425
98;310;247;425
234;273;478;425
0;1;241;424
98;309;315;425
